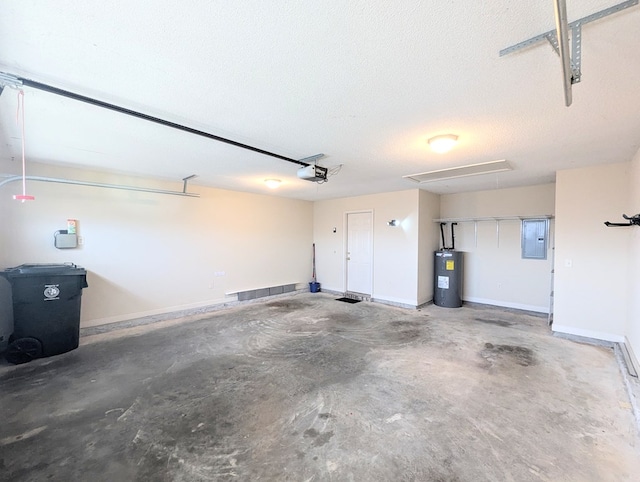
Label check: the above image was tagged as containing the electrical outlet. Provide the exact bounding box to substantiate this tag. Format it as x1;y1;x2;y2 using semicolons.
77;236;84;245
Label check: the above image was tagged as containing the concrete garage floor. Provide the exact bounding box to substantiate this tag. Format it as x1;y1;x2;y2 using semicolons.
1;293;639;481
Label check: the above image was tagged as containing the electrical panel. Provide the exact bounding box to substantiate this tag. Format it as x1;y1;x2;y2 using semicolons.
522;219;548;259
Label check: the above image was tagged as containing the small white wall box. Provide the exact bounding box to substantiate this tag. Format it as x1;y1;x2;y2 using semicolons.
54;230;78;249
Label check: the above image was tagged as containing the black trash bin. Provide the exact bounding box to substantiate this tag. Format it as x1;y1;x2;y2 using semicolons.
0;276;13;353
0;263;88;364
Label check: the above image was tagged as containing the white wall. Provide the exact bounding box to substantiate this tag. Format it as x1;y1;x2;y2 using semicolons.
0;162;313;327
418;190;441;305
440;184;555;313
626;148;640;366
313;189;425;306
9;155;635;352
554;163;630;342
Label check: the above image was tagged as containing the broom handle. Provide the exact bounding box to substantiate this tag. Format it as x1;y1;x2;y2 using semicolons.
312;243;316;281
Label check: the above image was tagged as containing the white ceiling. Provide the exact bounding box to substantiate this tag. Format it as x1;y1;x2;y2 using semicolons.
1;0;639;201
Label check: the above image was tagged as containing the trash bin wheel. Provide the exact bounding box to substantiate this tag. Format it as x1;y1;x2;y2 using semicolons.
5;337;43;365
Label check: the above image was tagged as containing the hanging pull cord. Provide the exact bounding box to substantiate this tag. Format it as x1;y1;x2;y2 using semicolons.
14;90;34;202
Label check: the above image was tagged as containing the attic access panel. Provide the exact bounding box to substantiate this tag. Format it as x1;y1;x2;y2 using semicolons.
403;160;512;184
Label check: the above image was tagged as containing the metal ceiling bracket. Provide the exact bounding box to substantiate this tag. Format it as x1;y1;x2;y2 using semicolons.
553;0;574;106
544;32;560;55
182;174;198;194
0;72;23;91
544;31;581;83
298;153;325;164
571;24;582;83
500;0;637;57
500;0;638;105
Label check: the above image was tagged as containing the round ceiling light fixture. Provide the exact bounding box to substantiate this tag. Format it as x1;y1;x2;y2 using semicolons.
264;179;282;189
428;134;458;154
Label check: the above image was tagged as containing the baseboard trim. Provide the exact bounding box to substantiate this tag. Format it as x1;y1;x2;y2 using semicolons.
552;324;625;343
371;298;418;310
81;296;236;328
80;289;307;334
614;344;640;434
463;297;548;314
622;338;639;377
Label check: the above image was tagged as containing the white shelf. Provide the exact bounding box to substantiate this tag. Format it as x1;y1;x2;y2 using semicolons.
433;214;554;223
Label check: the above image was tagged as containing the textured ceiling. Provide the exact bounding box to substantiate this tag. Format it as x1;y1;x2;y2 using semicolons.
1;0;639;200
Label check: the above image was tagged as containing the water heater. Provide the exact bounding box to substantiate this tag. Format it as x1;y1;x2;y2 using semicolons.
433;222;463;308
433;250;463;308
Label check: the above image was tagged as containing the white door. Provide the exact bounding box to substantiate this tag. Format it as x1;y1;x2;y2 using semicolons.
346;212;373;295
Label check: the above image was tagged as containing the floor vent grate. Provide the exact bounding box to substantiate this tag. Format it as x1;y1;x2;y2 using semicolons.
237;284;296;301
344;292;370;302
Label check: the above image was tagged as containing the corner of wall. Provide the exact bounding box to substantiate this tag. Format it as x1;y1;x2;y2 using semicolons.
418;190;441;305
625;146;640;366
554;162;630;342
313;190;425;306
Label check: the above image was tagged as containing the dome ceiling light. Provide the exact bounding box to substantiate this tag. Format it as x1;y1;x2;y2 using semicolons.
428;134;458;154
264;179;281;189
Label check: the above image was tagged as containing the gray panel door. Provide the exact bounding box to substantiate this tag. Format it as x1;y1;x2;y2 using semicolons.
522;219;548;259
346;212;373;295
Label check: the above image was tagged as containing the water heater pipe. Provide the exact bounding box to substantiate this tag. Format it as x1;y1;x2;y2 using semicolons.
451;222;457;250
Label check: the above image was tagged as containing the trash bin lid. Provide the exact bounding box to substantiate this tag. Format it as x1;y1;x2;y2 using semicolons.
2;263;86;277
